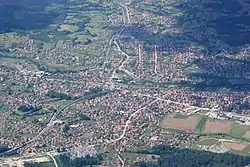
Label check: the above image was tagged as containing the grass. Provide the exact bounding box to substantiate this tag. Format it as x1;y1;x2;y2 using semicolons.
230;124;248;138
43;42;55;49
173;113;189;119
184;63;202;73
0;33;27;44
242;145;250;153
195;115;207;133
0;104;9;111
27;161;55;167
198;139;218;146
68;32;90;43
85;27;102;34
64;18;82;24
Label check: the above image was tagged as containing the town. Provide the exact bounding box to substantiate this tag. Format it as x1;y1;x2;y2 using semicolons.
0;0;250;166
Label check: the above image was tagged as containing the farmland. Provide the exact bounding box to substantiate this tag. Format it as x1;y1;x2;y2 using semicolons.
203;120;233;134
161;113;250;154
162;115;200;132
224;142;248;151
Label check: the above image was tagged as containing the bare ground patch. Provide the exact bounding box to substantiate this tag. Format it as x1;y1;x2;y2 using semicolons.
203;120;232;133
58;24;78;32
224;142;248;151
162;116;200;132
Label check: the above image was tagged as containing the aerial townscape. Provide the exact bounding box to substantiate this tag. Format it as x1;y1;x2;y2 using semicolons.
0;0;250;166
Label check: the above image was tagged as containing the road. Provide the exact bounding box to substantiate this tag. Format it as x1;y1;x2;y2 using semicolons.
108;99;158;143
0;91;110;156
3;2;132;154
118;154;125;167
101;0;130;78
113;40;137;78
137;93;220;112
0;97;84;156
47;152;59;167
153;45;160;75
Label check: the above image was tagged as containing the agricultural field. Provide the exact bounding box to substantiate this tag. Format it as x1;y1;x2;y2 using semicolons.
162;113;250;137
223;142;249;152
203;120;233;134
162;114;200;132
161;113;250;154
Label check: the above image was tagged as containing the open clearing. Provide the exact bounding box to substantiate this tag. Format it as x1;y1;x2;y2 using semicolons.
203;120;232;133
162;115;200;132
58;24;78;32
223;142;248;151
0;156;51;167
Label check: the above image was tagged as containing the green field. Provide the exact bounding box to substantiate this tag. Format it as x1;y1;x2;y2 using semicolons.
43;42;55;49
0;105;9;111
24;161;55;167
173;113;189;119
195;115;207;133
198;138;218;146
230;124;248;138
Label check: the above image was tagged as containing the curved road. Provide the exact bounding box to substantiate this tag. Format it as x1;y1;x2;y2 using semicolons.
101;0;130;77
47;152;59;167
107;99;158;143
113;40;136;78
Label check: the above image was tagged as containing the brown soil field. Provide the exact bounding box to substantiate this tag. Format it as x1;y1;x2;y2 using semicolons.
203;120;232;133
224;142;248;151
162;116;200;132
243;131;250;139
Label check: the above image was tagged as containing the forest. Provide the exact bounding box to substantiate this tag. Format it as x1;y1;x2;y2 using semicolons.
132;145;250;167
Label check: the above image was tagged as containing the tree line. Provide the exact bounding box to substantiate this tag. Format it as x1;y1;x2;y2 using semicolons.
132;145;250;167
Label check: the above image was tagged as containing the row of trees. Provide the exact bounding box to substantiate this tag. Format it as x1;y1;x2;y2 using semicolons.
17;105;42;115
59;154;103;167
83;87;111;100
46;90;73;100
